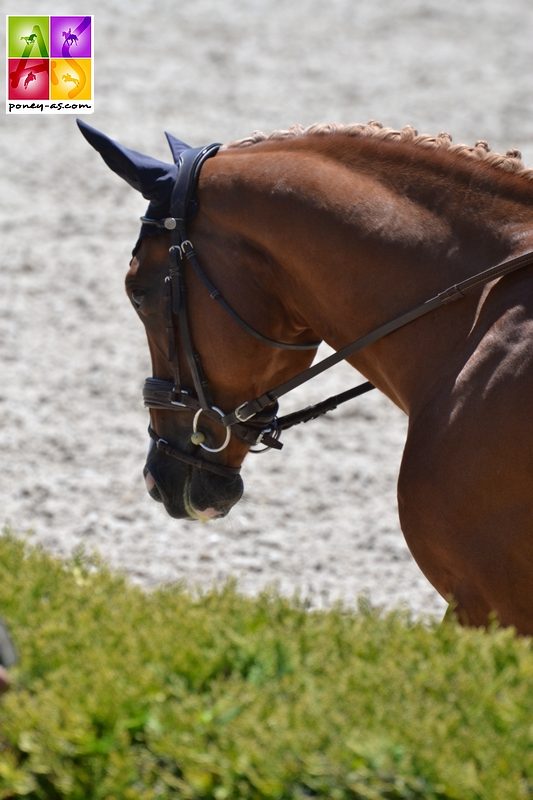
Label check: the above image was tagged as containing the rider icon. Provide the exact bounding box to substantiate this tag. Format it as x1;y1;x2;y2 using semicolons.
24;70;36;90
62;28;79;47
63;72;80;88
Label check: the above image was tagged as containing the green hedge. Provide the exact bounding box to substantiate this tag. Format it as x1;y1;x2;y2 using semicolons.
0;530;531;799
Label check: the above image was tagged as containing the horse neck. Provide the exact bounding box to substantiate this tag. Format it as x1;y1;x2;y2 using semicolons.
198;139;533;414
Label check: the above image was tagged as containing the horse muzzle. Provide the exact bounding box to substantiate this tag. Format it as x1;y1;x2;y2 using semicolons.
143;458;243;521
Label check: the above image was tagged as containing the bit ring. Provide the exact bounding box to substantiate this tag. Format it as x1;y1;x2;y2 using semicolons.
192;407;231;453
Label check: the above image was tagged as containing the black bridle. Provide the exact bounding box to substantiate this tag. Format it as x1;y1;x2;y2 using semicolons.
140;143;324;478
141;142;533;478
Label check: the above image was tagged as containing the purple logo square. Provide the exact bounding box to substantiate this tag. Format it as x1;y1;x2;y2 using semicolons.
50;16;92;58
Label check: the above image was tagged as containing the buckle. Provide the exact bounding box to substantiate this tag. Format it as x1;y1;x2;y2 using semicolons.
169;240;194;260
249;426;283;453
234;402;256;423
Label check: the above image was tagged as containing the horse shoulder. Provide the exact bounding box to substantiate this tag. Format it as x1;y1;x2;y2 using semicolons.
397;279;533;629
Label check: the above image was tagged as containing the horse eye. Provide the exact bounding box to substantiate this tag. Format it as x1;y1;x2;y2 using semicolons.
131;292;144;310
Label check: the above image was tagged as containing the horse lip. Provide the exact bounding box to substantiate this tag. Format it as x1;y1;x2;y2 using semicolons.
183;476;227;521
187;501;225;521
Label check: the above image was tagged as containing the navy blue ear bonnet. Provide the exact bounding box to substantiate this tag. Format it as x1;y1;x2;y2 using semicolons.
76;119;215;249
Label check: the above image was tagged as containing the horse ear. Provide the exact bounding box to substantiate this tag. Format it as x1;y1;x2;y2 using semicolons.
164;131;192;164
77;119;177;207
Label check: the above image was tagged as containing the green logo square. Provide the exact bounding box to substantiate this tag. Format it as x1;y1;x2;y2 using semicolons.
7;16;50;58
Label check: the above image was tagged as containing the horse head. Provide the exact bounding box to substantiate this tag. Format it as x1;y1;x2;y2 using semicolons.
77;120;318;520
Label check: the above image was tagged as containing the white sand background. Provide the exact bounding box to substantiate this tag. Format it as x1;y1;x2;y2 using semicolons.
3;0;533;617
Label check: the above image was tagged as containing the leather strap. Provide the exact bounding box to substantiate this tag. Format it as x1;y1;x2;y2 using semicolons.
148;426;241;478
224;248;533;424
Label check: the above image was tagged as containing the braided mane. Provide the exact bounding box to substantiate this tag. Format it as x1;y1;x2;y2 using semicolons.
225;120;533;181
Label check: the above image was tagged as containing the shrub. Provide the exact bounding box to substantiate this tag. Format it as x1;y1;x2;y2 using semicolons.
0;530;531;799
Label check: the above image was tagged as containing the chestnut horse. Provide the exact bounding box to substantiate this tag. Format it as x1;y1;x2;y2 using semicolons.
78;120;533;633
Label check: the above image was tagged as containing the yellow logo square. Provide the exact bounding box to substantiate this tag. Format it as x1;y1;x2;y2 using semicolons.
50;58;91;100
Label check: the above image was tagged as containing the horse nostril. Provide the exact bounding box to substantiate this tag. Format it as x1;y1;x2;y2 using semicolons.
149;485;163;502
144;468;163;502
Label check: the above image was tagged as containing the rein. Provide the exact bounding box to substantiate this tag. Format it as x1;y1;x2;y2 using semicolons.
224;248;533;426
142;143;533;476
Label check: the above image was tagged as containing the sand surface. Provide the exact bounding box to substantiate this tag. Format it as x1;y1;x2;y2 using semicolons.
3;0;533;617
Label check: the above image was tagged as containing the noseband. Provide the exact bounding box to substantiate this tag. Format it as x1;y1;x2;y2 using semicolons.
140;142;533;479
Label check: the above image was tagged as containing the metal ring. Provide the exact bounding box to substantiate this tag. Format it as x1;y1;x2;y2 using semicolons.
192;407;231;453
